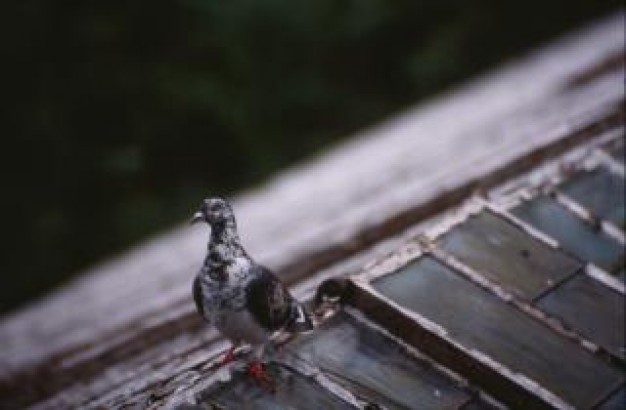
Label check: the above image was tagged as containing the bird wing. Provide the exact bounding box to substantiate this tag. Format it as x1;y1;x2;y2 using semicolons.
245;265;294;331
246;265;313;333
192;276;207;321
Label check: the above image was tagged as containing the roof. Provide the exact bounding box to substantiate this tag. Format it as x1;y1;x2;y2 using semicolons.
0;11;623;410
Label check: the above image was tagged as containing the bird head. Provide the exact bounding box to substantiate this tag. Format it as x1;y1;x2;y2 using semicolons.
191;197;234;227
314;279;349;309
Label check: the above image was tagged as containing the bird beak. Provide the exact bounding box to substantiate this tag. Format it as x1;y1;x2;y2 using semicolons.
190;211;205;225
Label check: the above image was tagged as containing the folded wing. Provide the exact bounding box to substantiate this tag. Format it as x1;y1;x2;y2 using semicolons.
246;265;313;333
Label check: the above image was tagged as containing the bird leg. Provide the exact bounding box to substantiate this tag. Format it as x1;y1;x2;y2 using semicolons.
246;360;275;393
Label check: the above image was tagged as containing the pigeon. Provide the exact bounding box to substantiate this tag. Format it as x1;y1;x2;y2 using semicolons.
190;197;313;386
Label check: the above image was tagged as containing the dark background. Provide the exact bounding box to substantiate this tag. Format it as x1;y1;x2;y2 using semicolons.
2;1;620;315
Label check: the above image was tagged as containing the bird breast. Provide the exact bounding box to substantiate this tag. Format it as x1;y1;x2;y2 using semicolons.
226;256;252;281
199;257;254;315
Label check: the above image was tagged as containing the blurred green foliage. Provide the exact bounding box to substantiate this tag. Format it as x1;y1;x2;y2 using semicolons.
2;0;619;314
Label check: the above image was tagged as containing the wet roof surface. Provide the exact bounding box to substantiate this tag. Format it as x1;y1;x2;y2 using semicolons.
512;195;624;275
559;167;625;228
373;256;622;409
287;312;482;409
438;211;581;300
201;312;496;409
199;362;354;410
535;273;625;360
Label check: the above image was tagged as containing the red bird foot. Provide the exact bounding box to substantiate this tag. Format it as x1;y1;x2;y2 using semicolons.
246;361;275;393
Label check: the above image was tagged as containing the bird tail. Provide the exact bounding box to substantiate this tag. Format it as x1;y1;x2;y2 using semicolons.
285;302;314;333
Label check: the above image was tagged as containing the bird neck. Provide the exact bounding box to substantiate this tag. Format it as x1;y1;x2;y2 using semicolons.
207;219;245;265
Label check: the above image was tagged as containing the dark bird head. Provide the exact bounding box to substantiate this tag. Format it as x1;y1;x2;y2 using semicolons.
191;197;235;228
314;279;350;309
